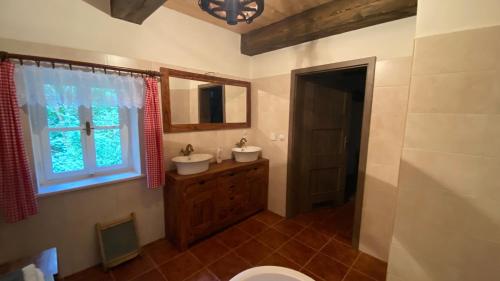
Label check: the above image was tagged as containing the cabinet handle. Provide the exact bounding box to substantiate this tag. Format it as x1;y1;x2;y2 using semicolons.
229;173;235;176
230;196;235;200
199;180;206;185
253;167;258;171
230;185;235;189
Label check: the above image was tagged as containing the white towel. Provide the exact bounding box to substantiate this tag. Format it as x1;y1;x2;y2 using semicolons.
21;265;45;281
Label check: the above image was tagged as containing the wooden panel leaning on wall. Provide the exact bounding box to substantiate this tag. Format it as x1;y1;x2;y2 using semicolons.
164;159;269;250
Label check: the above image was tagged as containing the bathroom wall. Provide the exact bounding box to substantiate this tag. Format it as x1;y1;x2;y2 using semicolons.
0;0;418;274
0;0;250;78
224;85;248;123
0;38;251;278
415;0;500;38
387;1;500;280
251;17;416;261
169;77;192;124
0;0;250;277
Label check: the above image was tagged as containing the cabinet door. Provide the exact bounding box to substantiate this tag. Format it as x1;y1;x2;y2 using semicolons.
187;190;216;239
247;178;267;211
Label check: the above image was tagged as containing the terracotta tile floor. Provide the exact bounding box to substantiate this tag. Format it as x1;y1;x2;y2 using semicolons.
64;205;387;281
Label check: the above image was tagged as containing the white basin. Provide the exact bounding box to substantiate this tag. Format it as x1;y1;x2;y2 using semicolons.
232;146;262;163
172;154;213;175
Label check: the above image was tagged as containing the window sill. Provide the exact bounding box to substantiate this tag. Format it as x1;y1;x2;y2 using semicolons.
37;172;145;198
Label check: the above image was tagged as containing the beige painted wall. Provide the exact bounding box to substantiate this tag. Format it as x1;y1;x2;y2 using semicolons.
0;0;250;78
251;57;412;261
360;57;412;261
224;85;247;123
0;0;250;276
170;89;192;124
388;24;500;281
0;39;251;277
249;17;416;262
0;0;418;274
387;1;500;280
415;0;500;38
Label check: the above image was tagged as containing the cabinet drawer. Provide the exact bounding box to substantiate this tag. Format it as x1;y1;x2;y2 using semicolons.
246;164;266;178
217;185;250;205
218;170;246;186
216;193;249;222
184;178;217;196
218;181;244;195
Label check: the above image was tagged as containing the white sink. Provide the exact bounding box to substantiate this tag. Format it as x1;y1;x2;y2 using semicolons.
172;154;213;175
232;146;262;163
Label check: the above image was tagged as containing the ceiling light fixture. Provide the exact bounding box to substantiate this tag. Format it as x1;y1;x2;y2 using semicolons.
198;0;264;25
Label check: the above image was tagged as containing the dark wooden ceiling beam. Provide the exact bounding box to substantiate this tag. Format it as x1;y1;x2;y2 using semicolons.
111;0;167;25
241;0;417;56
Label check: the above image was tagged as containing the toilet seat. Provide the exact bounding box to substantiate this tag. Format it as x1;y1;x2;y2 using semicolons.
230;266;315;281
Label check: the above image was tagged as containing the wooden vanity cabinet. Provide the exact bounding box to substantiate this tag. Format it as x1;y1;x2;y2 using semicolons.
164;158;269;250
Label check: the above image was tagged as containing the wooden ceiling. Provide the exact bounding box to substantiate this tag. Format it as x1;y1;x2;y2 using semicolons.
164;0;332;34
163;0;418;56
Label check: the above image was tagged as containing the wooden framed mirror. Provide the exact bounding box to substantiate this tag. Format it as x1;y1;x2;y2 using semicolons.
160;68;251;133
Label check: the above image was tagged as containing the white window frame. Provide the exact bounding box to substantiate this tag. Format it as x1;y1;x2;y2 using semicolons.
30;87;143;195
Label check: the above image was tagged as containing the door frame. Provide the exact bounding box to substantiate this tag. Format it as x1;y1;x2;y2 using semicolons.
286;57;376;249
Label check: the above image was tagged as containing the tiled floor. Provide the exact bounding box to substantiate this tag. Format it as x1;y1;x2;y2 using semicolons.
64;205;387;281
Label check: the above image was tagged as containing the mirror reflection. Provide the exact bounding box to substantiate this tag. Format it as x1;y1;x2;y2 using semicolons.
170;77;247;125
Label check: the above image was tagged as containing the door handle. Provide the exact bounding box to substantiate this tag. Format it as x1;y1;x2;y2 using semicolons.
83;121;94;136
343;136;348;151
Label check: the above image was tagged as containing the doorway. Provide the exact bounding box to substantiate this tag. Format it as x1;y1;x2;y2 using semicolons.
286;57;376;248
198;84;225;123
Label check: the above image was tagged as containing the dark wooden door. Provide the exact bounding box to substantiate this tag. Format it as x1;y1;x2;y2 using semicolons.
298;80;351;212
186;190;216;239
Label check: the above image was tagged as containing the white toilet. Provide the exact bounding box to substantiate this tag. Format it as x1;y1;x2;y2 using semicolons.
230;266;315;281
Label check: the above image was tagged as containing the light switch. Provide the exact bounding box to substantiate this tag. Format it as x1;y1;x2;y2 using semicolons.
270;133;277;141
278;134;285;141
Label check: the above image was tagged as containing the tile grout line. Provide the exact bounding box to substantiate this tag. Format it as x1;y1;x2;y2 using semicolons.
297;210;360;280
340;252;362;281
186;233;253;281
179;214;276;281
232;216;286;267
351;268;381;281
267;223;309;268
299;234;335;273
145;253;170;281
185;248;220;281
238;215;305;269
146;211;355;281
142;241;187;281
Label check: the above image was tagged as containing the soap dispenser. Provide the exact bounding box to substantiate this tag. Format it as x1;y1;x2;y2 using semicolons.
216;147;223;164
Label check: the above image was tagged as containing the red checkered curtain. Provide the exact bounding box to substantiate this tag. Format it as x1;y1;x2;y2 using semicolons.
143;77;165;189
0;61;38;223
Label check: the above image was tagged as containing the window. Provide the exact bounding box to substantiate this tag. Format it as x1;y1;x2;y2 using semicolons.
31;84;142;193
15;65;144;195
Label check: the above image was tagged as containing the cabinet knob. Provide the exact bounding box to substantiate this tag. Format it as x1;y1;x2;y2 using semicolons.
199;180;206;185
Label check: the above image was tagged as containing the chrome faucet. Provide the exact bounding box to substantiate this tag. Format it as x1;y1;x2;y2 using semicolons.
235;138;247;148
181;144;194;156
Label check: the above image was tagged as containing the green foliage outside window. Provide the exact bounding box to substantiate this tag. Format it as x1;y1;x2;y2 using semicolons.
49;130;84;173
94;128;123;167
46;85;124;174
